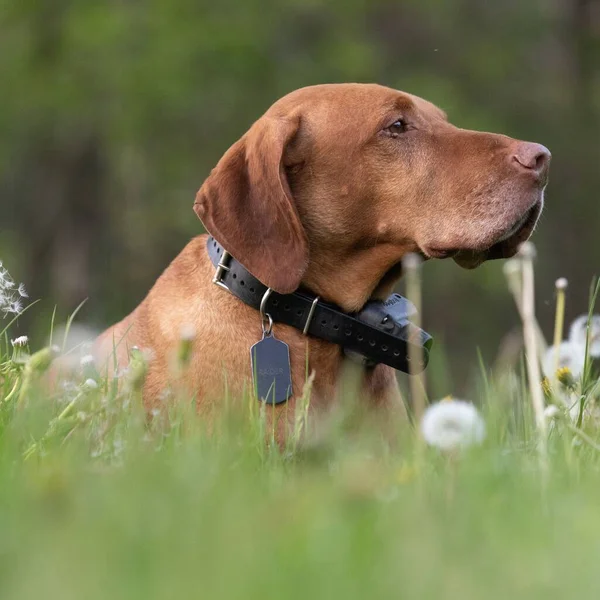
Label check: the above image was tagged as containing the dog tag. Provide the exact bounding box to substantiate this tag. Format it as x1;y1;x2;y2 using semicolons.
250;333;293;405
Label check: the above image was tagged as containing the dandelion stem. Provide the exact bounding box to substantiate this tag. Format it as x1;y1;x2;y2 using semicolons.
504;259;548;359
3;377;20;403
553;278;568;374
403;253;427;423
519;243;548;471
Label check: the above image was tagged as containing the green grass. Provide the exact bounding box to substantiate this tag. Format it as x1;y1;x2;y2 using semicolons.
1;269;600;600
1;347;600;600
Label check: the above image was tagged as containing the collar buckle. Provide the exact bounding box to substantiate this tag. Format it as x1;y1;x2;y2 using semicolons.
302;295;320;335
212;250;232;292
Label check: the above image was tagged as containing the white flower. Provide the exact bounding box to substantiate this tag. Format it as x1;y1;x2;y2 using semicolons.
555;277;568;291
9;300;22;314
80;354;95;367
83;378;98;390
0;261;26;318
544;405;561;420
569;314;600;359
421;399;486;451
542;341;585;379
11;335;29;347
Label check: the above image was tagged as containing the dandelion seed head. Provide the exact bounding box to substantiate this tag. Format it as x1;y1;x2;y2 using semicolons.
544;405;560;420
80;354;95;367
542;341;585;380
11;335;29;347
83;378;98;390
9;300;22;314
0;262;27;318
420;399;486;451
555;278;568;291
569;314;600;359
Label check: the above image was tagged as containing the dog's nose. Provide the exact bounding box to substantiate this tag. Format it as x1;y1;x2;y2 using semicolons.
512;142;551;180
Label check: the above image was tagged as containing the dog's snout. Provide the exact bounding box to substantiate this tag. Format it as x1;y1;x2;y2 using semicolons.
512;142;551;180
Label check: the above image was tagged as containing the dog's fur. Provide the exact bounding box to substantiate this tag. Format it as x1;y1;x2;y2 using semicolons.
96;83;550;437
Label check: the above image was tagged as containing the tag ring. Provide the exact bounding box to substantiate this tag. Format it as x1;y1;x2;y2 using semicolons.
262;313;273;337
260;288;273;336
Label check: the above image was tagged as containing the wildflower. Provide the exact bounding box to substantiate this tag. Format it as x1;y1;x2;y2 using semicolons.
542;341;585;380
11;335;29;347
541;377;552;398
569;314;600;359
80;354;95;367
420;399;486;451
556;367;577;389
555;278;568;291
544;405;561;420
0;260;26;318
83;378;98;390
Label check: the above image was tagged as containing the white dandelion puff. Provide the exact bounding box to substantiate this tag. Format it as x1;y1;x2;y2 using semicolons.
542;341;585;379
544;405;561;420
569;314;600;359
11;335;29;347
420;399;486;451
0;260;27;318
9;300;22;314
83;378;98;390
17;283;28;298
80;354;95;367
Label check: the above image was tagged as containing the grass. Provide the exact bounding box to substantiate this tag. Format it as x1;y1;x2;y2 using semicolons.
1;261;600;600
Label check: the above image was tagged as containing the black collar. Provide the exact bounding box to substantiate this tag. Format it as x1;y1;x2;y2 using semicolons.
207;236;432;374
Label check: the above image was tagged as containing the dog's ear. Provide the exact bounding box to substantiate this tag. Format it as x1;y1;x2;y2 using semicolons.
194;116;308;294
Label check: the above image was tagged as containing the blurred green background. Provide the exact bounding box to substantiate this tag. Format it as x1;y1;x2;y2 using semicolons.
1;0;598;389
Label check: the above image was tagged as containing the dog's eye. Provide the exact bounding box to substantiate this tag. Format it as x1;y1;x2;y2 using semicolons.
385;119;407;137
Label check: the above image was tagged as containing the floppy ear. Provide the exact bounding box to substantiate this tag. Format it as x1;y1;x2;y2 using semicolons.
194;116;308;294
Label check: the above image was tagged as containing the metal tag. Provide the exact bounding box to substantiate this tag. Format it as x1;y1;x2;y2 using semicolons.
250;333;293;405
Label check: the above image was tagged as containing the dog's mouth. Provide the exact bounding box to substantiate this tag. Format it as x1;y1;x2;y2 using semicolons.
451;201;542;269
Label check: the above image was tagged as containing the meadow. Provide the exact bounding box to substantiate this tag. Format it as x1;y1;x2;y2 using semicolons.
1;252;600;600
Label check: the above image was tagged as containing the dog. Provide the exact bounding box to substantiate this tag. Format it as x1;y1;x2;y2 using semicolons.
96;83;550;437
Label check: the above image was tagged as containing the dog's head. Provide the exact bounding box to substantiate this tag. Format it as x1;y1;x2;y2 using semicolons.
194;84;549;310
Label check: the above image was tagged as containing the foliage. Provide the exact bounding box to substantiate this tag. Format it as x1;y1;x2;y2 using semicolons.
1;256;600;599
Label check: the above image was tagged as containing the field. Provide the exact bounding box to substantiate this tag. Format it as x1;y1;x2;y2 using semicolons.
1;258;600;600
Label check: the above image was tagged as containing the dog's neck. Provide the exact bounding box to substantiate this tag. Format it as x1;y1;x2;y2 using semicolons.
301;242;416;313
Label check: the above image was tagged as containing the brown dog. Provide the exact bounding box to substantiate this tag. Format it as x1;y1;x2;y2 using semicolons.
96;83;550;434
